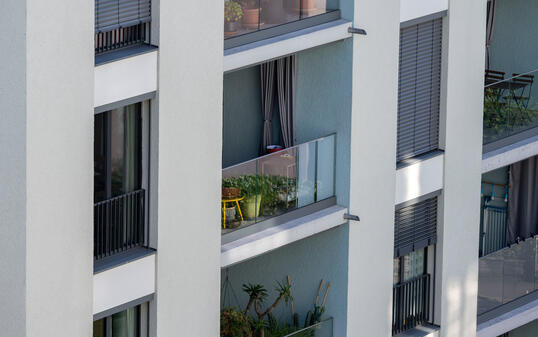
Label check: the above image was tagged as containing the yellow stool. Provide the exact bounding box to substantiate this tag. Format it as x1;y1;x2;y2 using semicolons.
222;197;244;228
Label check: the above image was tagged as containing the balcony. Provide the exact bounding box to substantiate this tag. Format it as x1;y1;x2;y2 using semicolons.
223;0;340;49
483;70;538;152
220;134;346;266
392;274;431;335
95;0;152;55
94;189;146;260
478;236;538;315
222;134;335;232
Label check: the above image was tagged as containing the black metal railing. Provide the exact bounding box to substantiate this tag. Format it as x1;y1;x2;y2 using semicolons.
392;274;431;335
94;189;146;260
95;22;150;55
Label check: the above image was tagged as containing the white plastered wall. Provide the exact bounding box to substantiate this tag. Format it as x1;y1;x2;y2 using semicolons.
156;0;223;336
347;0;400;335
0;0;94;336
436;0;486;336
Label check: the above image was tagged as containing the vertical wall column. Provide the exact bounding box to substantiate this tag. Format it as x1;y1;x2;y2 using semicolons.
0;0;94;336
436;0;486;336
156;0;223;336
347;0;400;336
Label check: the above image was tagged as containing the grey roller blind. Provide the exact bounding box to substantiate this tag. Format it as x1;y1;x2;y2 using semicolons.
95;0;151;33
394;196;438;258
397;18;442;162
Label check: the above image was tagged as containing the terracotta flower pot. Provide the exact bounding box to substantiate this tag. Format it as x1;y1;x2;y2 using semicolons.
222;187;241;199
243;8;261;29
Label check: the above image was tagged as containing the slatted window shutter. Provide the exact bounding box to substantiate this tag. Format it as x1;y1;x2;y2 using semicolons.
394;196;438;258
397;18;442;162
95;0;152;33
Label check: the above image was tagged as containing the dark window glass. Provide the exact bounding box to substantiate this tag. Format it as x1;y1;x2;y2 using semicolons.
112;306;140;337
93;318;106;337
94;113;107;202
94;103;142;202
394;248;426;285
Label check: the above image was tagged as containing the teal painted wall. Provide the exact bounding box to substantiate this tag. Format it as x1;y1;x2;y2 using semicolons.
223;67;262;168
223;66;282;168
295;39;353;208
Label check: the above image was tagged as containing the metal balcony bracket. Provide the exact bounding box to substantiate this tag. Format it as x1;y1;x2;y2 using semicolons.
344;213;360;222
348;27;367;35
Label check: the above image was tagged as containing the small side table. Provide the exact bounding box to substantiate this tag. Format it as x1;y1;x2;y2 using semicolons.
222;197;244;228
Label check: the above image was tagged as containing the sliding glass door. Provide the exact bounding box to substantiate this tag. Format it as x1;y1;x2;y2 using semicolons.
94;103;146;259
94;103;142;203
93;306;141;337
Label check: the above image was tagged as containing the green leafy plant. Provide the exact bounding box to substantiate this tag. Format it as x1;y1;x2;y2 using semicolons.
483;88;538;143
225;1;243;22
223;175;260;199
243;282;293;337
221;307;254;337
223;175;298;219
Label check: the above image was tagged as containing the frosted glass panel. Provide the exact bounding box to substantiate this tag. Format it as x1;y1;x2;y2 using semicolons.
297;141;316;207
316;135;335;201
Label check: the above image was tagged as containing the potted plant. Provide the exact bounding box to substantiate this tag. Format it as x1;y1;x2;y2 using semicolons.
222;179;241;199
241;0;262;29
224;1;243;35
221;308;253;337
223;176;262;219
243;282;292;337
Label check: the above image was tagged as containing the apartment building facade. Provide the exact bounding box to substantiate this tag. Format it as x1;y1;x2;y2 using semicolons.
4;0;536;336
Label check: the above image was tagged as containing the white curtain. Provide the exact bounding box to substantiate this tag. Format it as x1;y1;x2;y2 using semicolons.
260;61;276;153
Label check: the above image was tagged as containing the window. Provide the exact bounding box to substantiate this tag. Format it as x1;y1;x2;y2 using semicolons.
397;18;443;162
394;196;438;258
93;102;147;259
93;306;142;337
393;248;426;285
94;0;151;54
94;103;142;203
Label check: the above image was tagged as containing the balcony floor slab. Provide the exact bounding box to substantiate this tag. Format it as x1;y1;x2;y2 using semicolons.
221;204;347;267
477;291;538;337
223;19;351;72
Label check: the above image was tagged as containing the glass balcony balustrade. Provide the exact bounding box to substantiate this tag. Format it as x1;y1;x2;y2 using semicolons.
223;0;340;48
483;69;538;148
478;235;538;315
221;134;336;234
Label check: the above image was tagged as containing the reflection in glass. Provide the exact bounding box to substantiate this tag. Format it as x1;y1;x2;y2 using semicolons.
393;258;400;285
403;248;425;282
223;0;338;40
94;103;142;202
112;306;139;337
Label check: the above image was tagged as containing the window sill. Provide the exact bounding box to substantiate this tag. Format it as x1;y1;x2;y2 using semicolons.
395;324;440;337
